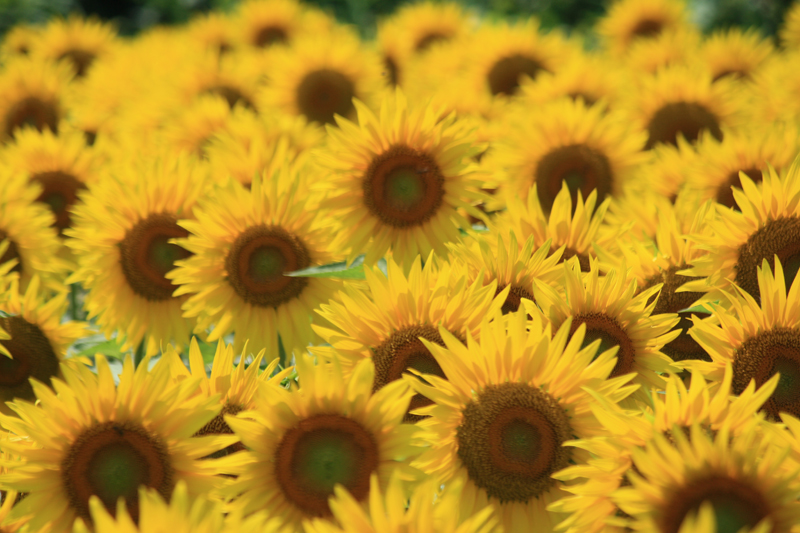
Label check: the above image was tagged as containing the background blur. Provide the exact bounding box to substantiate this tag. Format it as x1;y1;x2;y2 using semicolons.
0;0;795;39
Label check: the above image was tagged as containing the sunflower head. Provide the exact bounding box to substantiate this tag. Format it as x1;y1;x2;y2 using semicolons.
30;15;118;78
597;0;691;56
235;0;334;49
698;27;775;83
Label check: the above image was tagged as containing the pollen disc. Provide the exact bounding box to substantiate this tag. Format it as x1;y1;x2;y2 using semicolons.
415;32;448;52
275;414;379;517
62;421;173;523
716;168;762;210
535;144;613;213
118;214;191;302
254;26;288;47
383;56;399;86
225;225;311;308
195;403;246;458
496;284;535;314
630;19;664;39
4;96;59;139
487;54;547;96
735;216;800;299
362;145;445;228
372;324;448;422
31;171;86;234
204;85;256;110
732;327;800;420
569;313;635;377
660;474;772;533
0;230;23;274
0;316;60;404
645;102;723;149
457;382;573;503
58;49;96;77
561;247;591;272
296;69;355;125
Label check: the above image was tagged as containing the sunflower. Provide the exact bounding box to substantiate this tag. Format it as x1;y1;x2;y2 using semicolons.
314;89;486;268
532;258;680;406
179;51;263;113
1;127;98;236
485;97;647;211
745;51;800;124
682;124;799;210
184;11;238;56
159;94;246;158
780;2;800;50
312;255;507;421
597;0;691;56
698;28;775;83
0;436;31;532
682;159;800;304
168;161;341;358
219;354;422;530
65;152;207;356
304;472;497;533
405;308;637;532
0;57;73;142
0;353;234;532
29;16;118;78
258;28;387;126
234;0;334;49
620;136;693;203
1;24;40;57
0;275;87;413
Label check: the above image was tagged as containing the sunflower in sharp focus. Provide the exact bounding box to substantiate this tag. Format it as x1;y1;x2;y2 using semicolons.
597;0;691;56
0;57;72;142
258;28;386;126
405;309;637;532
169;162;341;357
235;0;334;49
698;28;775;83
220;355;422;530
65;153;207;356
312;255;507;422
532;258;680;406
29;16;117;78
0;354;234;532
486;98;647;211
0;275;87;413
315;89;487;268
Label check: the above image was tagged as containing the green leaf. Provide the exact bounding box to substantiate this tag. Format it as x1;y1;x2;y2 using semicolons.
75;338;127;360
286;255;366;280
680;304;714;315
196;339;218;365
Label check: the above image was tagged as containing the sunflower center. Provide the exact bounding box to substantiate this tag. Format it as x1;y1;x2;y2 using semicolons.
62;421;172;524
566;92;598;106
630;19;664;39
57;49;96;77
457;382;572;503
4;96;59;139
296;69;355;125
716;168;762;210
569;313;635;378
733;328;800;420
415;32;449;52
31;171;87;234
560;247;592;272
225;225;310;308
204;85;255;110
383;55;399;86
195;403;246;458
0;316;61;405
275;414;378;517
0;230;23;274
373;324;448;422
735;216;800;300
660;474;772;533
535;144;613;213
487;53;547;96
255;25;288;47
496;284;535;314
645;102;723;149
118;214;191;302
362;145;445;228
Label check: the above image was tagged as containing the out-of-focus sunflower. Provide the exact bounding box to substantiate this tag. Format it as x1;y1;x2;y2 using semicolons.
683;125;799;210
1;127;97;236
220;355;422;530
621;136;693;202
29;16;117;78
169;162;341;357
780;2;800;50
0;354;234;532
304;472;497;533
258;28;386;125
698;28;775;83
406;309;637;532
180;51;263;113
0;275;86;413
184;12;238;56
623;28;701;74
600;188;678;246
485;98;647;211
532;258;680;406
315;90;486;268
1;24;40;57
65;153;207;355
159;94;246;158
597;0;691;56
312;256;507;421
376;1;473;87
234;0;334;49
0;57;73;142
682;160;800;303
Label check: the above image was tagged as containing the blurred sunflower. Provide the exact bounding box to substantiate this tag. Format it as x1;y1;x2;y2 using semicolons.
406;309;636;532
235;0;334;49
0;57;72;141
29;16;117;78
485;98;647;211
532;258;680;406
312;256;506;421
159;94;243;158
0;275;86;413
315;90;486;268
623;28;701;74
1;24;39;57
780;2;800;50
600;188;677;246
0;354;234;532
220;355;422;530
184;12;238;56
169;162;340;357
65;153;207;355
621;136;693;203
597;0;691;56
745;51;800;124
180;51;263;113
698;28;775;83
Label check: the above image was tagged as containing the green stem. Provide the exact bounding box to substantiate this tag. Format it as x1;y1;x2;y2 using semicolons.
69;284;80;321
134;342;146;368
278;335;287;369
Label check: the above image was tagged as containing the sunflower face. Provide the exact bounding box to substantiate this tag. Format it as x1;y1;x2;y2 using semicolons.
568;312;635;378
645;101;722;149
735;216;800;299
296;69;355;125
0;315;60;405
4;96;59;138
535;144;613;212
487;54;547;96
31;171;86;233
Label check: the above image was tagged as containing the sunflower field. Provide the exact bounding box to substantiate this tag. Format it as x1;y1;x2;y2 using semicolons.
3;0;800;531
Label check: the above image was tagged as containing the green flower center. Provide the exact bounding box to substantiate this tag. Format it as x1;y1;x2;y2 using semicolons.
385;168;426;212
248;246;286;282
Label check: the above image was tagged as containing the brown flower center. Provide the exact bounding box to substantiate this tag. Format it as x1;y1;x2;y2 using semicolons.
57;49;96;77
0;230;23;274
4;96;59;139
203;85;255;110
716;168;762;210
645;102;722;149
195;403;246;458
0;316;60;405
630;19;664;39
415;32;449;52
535;144;613;213
254;26;288;47
569;313;635;378
383;55;399;86
30;171;86;234
495;284;535;314
296;69;355;125
487;54;547;96
561;247;591;272
735;216;800;300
